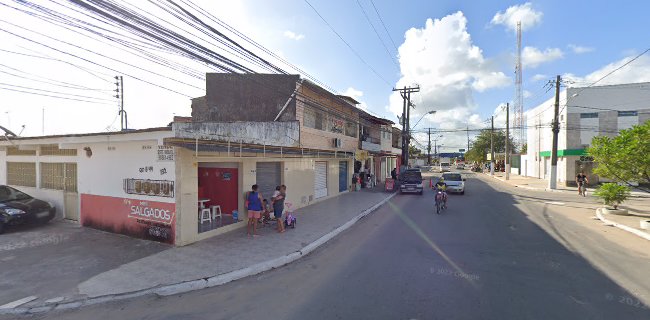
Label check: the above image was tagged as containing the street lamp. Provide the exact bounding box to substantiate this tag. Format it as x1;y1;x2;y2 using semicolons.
411;110;436;130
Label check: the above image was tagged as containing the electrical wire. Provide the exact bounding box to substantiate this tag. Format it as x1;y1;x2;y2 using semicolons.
355;0;399;69
303;0;391;86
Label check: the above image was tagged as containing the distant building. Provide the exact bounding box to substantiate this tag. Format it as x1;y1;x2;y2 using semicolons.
523;82;650;186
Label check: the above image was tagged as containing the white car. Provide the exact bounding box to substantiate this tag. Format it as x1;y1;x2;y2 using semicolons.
438;162;451;173
442;172;465;195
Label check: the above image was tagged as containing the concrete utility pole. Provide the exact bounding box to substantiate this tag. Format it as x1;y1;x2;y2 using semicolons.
427;128;431;165
505;103;510;180
490;115;495;175
392;86;420;169
115;75;127;131
549;75;561;189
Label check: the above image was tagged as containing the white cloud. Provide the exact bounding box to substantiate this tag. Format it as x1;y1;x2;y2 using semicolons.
343;87;368;111
390;12;509;152
491;2;543;32
568;44;594;54
523;90;532;98
522;46;563;68
563;54;650;86
283;30;305;41
531;73;548;82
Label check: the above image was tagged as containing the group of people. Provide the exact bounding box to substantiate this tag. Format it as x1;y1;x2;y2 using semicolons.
245;184;287;237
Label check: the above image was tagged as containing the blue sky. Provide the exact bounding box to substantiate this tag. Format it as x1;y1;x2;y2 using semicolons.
2;0;649;151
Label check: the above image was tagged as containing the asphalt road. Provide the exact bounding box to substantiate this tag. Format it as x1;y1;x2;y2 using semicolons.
9;172;650;320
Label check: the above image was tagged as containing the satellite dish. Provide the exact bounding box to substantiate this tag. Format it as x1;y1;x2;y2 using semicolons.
0;125;17;137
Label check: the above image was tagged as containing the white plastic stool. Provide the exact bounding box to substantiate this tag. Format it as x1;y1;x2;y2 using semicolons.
199;208;212;223
210;205;222;220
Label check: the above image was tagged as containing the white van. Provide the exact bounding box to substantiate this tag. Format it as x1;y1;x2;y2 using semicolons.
438;162;451;173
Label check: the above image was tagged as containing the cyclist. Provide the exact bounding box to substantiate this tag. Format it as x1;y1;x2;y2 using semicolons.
576;171;589;196
432;177;448;208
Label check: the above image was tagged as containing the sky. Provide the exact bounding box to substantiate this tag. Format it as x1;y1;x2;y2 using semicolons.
2;0;650;152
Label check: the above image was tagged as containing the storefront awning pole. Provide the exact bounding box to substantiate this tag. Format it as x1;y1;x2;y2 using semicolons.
195;136;198;157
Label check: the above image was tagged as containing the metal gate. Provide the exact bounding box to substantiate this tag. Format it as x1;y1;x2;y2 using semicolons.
338;161;348;192
256;162;281;200
315;161;328;199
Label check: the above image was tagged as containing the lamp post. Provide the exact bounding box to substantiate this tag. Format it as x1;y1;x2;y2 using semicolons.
411;110;436;131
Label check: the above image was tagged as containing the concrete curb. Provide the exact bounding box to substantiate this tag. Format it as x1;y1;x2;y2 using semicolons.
0;192;397;316
595;208;650;242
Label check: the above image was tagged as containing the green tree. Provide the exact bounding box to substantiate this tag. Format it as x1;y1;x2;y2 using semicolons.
594;183;631;209
408;144;422;156
521;143;528;155
465;129;515;163
588;120;650;192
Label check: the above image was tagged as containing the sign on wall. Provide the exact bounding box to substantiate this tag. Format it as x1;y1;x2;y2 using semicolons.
157;145;175;161
80;194;176;244
123;178;175;198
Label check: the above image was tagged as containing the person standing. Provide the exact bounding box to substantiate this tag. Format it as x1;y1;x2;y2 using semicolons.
273;185;286;233
246;184;263;237
391;168;397;180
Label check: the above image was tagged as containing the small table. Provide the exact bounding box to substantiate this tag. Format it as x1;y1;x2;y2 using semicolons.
198;198;210;209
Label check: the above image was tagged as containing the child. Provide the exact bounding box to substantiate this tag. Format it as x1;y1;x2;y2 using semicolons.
260;199;272;224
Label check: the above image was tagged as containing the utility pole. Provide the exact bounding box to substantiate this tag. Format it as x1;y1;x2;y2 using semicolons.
466;125;470;161
549;75;561;189
115;75;127;131
392;85;420;170
490;115;494;176
427;128;432;165
505;103;510;180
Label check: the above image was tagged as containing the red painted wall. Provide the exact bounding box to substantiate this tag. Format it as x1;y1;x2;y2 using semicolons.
198;167;239;217
80;194;176;244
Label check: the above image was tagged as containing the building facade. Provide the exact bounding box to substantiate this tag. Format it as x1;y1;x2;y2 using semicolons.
523;82;650;185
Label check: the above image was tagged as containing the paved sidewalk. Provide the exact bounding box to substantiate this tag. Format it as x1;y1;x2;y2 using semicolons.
6;188;394;313
482;171;650;240
485;171;649;198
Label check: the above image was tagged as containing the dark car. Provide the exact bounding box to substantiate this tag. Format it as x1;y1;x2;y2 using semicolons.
400;169;424;195
0;185;56;234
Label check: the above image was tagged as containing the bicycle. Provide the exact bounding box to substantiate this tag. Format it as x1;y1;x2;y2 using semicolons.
579;183;587;197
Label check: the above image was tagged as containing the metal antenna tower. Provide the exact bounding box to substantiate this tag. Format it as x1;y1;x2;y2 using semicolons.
514;21;524;151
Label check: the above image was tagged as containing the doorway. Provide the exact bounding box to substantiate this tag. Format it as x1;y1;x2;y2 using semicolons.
198;165;239;233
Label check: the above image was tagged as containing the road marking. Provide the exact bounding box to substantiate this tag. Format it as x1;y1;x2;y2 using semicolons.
0;296;38;309
544;201;565;205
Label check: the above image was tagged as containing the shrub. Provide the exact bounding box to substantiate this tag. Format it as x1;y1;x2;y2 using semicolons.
594;183;630;209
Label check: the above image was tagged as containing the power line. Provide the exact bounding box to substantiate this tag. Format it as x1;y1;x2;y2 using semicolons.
355;0;398;69
369;0;398;52
0;86;114;105
304;0;391;86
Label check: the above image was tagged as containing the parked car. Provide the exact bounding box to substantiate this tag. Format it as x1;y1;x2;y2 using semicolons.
400;169;424;195
442;172;465;195
0;185;56;234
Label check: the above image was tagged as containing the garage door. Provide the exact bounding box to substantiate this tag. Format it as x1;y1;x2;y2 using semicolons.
338;161;348;192
315;161;328;199
256;162;281;200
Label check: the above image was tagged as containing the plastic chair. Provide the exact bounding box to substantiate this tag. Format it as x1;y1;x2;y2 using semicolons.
210;205;222;221
199;208;212;224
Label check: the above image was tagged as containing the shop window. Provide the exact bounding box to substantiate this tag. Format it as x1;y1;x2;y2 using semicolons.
6;146;36;156
7;162;36;187
40;162;77;192
40;144;77;156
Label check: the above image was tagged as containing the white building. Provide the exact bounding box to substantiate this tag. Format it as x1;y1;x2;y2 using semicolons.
523;82;650;185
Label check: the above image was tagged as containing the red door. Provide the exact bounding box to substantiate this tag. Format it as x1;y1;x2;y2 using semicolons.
198;167;239;216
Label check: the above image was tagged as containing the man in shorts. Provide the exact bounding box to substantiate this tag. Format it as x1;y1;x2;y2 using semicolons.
246;184;263;237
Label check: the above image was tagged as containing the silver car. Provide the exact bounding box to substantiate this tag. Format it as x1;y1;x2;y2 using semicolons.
441;172;465;195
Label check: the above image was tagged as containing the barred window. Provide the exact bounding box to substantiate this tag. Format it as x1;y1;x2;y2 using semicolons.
580;112;598;119
7;162;36;187
40;144;77;156
40;162;77;192
6;146;36;156
618;110;638;117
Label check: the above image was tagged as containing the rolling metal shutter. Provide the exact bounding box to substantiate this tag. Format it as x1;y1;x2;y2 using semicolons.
315;161;328;199
256;162;281;200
